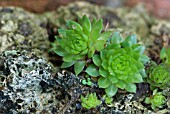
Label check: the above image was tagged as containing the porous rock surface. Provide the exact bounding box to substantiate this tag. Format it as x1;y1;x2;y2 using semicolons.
0;7;49;54
0;50;83;113
0;50;56;113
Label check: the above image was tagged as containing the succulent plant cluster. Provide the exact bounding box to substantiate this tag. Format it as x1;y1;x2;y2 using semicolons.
53;15;111;76
53;15;150;97
145;89;166;110
81;93;101;109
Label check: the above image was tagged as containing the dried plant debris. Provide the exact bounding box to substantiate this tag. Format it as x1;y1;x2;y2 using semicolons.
0;7;50;55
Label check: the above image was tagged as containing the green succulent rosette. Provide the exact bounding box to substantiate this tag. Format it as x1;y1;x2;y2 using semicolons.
151;93;166;110
145;89;166;110
86;32;149;97
81;93;101;110
53;15;111;75
148;63;170;90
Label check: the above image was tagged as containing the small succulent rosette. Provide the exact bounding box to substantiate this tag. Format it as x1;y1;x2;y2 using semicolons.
145;89;166;110
53;15;111;75
81;93;101;109
148;63;170;90
86;32;149;97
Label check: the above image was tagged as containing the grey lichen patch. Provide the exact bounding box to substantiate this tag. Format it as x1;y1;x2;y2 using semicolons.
0;50;59;113
99;93;154;114
0;50;88;113
0;7;50;55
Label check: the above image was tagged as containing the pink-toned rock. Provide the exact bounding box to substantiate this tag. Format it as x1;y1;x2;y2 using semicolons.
0;0;76;13
126;0;170;19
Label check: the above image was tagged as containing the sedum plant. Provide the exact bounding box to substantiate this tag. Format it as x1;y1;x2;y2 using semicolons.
86;32;150;97
145;89;166;110
81;92;101;110
147;62;170;90
53;15;111;75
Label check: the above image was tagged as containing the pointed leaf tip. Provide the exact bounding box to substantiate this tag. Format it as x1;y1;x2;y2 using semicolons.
74;61;85;76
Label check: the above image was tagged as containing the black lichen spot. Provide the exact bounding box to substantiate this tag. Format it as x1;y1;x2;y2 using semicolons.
39;70;43;74
51;107;57;113
17;104;22;109
4;100;14;110
16;89;25;92
16;99;24;103
29;108;36;113
3;68;10;76
48;100;53;103
0;76;5;82
17;21;33;37
39;80;49;92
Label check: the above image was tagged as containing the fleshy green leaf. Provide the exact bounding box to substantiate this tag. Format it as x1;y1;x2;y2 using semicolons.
92;54;102;67
115;80;126;89
63;55;83;62
66;21;83;32
85;64;100;77
54;36;62;44
145;97;151;104
99;68;109;77
101;59;108;70
133;73;143;83
135;61;144;70
139;54;150;64
160;47;167;61
126;75;134;83
90;19;103;42
88;46;95;58
108;75;118;83
167;48;170;64
126;34;137;45
98;77;111;88
58;29;66;37
131;44;145;54
100;49;107;60
63;55;77;62
61;61;75;68
109;31;123;44
105;84;118;97
74;61;85;76
151;104;156;110
91;18;97;28
80;15;91;35
121;34;137;47
139;69;147;78
54;47;69;56
94;40;106;51
98;31;112;41
125;83;136;93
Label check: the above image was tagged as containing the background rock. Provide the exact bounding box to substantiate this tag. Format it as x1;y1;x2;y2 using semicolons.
0;7;50;58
